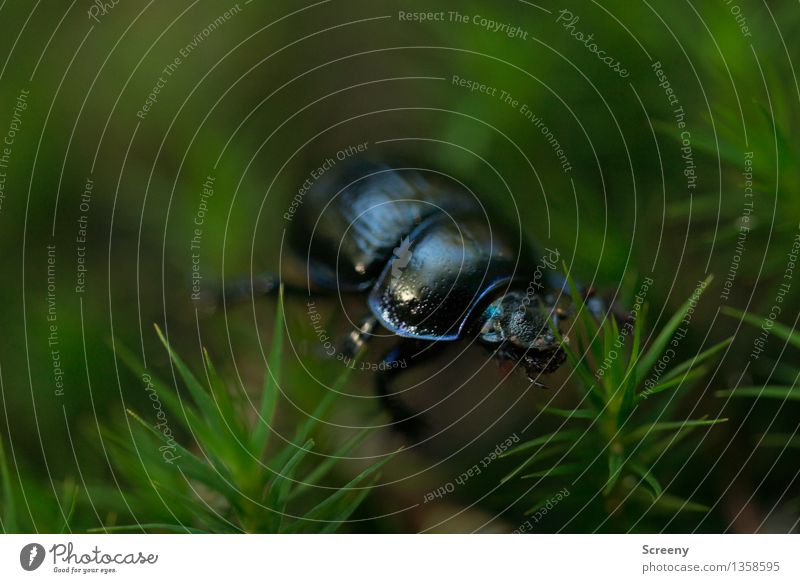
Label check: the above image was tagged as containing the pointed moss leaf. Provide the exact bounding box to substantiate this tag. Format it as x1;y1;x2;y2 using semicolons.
252;285;285;457
722;307;800;349
125;409;237;499
716;386;799;401
629;462;663;500
118;356;240;472
154;324;226;436
541;407;595;420
547;318;603;402
640;424;698;463
604;452;624;495
652;493;709;513
657;120;741;166
635;275;713;386
637;366;709;401
758;433;800;449
755;101;796;166
0;435;18;533
59;480;79;534
501;429;584;458
114;344;190;433
658;337;732;385
634;335;732;402
265;438;314;532
626;303;646;376
289;428;372;500
562;263;599;338
602;317;623;396
271;357;360;470
316;482;375;534
500;444;571;484
521;462;584;480
301;449;399;523
625;417;727;444
523;490;569;516
202;347;247;442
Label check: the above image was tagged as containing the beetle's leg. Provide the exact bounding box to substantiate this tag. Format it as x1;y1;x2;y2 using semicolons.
342;314;379;358
375;340;445;441
206;272;309;312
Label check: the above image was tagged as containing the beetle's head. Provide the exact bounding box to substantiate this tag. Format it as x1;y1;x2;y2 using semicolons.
478;290;568;382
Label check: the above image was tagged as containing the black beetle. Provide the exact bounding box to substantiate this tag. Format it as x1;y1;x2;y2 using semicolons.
222;159;577;438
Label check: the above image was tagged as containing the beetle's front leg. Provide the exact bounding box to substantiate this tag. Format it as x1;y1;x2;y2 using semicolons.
204;272;311;312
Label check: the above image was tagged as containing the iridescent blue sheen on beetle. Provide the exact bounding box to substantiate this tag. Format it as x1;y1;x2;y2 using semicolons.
227;158;571;439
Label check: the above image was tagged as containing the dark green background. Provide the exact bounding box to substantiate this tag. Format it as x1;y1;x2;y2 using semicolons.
0;0;797;533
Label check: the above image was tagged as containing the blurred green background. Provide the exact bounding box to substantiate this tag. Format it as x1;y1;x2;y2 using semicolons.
0;0;798;533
